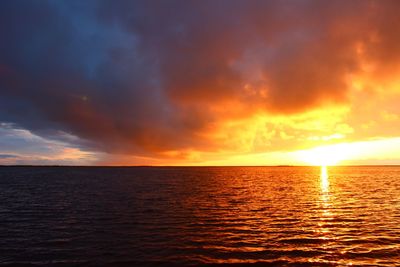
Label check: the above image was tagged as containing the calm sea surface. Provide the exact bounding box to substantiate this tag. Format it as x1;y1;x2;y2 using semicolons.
0;166;399;266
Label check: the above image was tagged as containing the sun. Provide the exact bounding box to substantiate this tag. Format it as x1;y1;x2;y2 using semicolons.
296;143;355;166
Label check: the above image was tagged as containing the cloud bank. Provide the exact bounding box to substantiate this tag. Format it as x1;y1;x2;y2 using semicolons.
1;0;400;163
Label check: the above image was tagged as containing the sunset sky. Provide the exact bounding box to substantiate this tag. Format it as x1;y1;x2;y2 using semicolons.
1;0;400;166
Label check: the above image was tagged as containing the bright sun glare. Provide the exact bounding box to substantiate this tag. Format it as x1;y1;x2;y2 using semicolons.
296;143;355;166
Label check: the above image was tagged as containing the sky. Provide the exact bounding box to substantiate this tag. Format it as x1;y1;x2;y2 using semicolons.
0;0;400;166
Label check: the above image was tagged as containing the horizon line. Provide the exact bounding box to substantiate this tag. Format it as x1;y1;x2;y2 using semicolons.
1;164;400;168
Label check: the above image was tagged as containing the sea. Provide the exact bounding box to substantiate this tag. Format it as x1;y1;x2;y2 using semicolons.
0;166;399;266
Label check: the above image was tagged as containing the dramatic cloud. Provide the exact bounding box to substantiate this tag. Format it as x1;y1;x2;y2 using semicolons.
1;0;400;164
0;123;98;165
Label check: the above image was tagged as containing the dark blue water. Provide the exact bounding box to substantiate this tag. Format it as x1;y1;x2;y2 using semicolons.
0;166;399;266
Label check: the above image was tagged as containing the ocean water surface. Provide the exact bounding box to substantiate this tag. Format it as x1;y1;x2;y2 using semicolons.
0;166;399;266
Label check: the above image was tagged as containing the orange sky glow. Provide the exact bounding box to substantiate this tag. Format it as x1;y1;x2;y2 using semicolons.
0;1;400;166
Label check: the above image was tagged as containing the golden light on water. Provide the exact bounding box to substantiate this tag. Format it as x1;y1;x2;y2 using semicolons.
320;166;329;193
317;165;333;242
319;166;331;219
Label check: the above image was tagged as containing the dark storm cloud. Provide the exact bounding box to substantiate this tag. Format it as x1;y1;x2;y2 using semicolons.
1;0;400;158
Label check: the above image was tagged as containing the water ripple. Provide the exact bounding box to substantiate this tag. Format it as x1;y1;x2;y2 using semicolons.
0;166;399;266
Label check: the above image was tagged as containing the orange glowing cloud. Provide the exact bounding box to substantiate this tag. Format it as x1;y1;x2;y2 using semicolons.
0;1;400;165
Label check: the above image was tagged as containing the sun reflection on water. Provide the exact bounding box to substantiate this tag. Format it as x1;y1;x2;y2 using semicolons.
320;166;329;193
318;166;333;235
